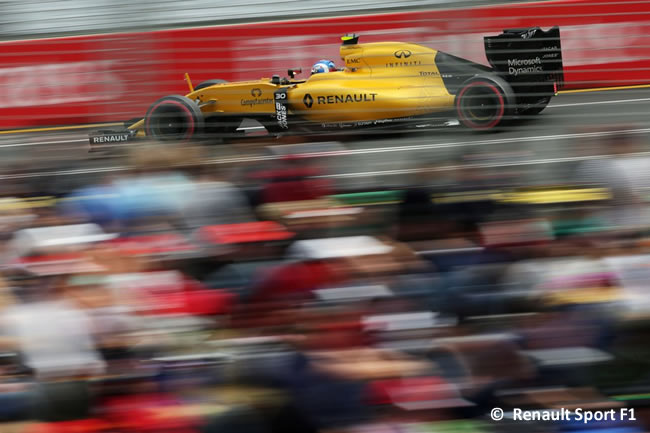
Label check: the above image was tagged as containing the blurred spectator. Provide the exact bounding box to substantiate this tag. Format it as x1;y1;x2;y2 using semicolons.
500;238;611;298
64;274;137;369
180;165;255;230
1;275;106;380
245;236;409;306
255;155;334;204
0;362;34;423
397;164;450;240
247;256;348;306
397;160;497;242
64;147;257;235
63;146;195;231
575;132;650;230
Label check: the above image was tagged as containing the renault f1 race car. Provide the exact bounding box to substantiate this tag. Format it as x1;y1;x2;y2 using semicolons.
89;27;564;146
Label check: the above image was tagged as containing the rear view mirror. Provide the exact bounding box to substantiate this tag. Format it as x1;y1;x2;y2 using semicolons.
288;68;302;79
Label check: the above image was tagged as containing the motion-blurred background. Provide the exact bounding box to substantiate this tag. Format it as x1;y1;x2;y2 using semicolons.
2;1;650;433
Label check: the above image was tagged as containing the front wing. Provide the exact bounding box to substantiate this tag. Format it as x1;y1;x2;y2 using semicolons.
88;128;138;149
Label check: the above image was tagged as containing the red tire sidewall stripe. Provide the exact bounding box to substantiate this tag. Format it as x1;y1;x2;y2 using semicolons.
145;99;196;138
456;81;505;130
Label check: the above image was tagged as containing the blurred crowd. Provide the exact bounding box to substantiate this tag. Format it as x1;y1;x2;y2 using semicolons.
2;131;650;433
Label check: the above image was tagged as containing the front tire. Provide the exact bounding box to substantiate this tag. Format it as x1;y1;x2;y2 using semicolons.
456;77;514;130
144;95;204;142
193;79;228;91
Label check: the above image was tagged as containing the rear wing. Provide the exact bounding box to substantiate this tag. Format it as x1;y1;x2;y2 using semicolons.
484;26;565;91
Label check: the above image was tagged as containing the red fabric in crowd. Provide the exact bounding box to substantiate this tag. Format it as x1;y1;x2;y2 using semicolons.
306;320;369;349
101;394;200;433
150;277;234;316
25;419;108;433
249;260;345;303
106;234;196;255
261;178;333;203
251;167;322;180
365;377;457;406
198;221;294;244
183;288;235;316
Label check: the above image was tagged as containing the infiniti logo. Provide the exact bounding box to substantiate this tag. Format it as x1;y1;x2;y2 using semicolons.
394;50;412;58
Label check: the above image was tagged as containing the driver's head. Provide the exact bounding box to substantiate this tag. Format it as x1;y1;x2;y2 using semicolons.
311;60;336;75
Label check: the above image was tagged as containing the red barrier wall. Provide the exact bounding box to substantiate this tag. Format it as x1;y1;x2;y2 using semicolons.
0;0;649;129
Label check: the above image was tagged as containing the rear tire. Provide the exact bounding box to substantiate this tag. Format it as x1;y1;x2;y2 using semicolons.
144;95;204;142
456;77;514;130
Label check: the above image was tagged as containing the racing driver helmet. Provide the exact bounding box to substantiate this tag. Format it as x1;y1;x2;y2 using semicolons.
311;59;337;74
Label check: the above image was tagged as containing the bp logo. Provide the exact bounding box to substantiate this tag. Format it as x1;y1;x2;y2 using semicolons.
303;93;314;108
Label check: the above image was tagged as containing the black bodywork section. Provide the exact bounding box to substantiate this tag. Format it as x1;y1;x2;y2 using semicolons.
435;51;493;95
274;87;290;130
484;26;564;105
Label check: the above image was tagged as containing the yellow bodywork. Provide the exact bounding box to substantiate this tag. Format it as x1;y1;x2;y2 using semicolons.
290;42;454;123
131;40;456;131
191;81;280;116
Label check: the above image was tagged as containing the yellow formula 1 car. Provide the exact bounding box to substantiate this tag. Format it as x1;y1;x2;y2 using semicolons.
89;27;564;146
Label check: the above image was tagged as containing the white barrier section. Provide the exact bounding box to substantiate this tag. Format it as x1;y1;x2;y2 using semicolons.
0;0;468;37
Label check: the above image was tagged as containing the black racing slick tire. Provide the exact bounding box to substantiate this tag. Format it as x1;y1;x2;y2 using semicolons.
193;79;228;91
456;76;515;131
144;95;204;142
